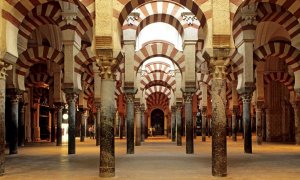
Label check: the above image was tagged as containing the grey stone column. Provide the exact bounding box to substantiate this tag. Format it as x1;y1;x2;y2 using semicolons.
232;107;238;141
171;106;176;142
135;103;141;146
256;102;263;145
293;102;300;145
99;79;116;177
202;107;207;142
183;89;194;154
242;93;252;153
141;104;145;142
80;109;87;142
18;102;25;146
176;102;182;146
96;103;101;146
8;91;21;155
124;88;136;154
55;104;63;146
66;92;78;155
0;64;9;175
50;108;55;143
211;63;227;177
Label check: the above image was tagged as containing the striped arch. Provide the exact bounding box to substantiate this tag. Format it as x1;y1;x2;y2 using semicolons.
253;42;300;72
17;46;64;76
140;72;176;91
74;47;96;74
144;85;172;99
197;73;212;86
3;0;94;56
145;62;171;74
146;92;170;111
233;1;300;48
264;72;295;91
116;0;209;29
26;73;53;88
135;42;184;72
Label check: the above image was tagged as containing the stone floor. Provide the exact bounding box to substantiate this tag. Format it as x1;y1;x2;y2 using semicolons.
1;136;300;180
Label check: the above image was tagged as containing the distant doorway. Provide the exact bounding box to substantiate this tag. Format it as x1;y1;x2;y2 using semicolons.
151;109;164;136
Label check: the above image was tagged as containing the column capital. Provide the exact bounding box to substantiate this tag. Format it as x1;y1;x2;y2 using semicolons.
171;105;176;112
0;61;12;80
140;103;145;112
201;106;207;114
241;92;252;104
95;102;101;109
65;92;78;103
124;87;137;103
240;3;258;27
176;102;183;111
54;103;65;110
255;100;264;110
59;1;79;25
181;87;195;104
96;49;123;80
6;89;23;102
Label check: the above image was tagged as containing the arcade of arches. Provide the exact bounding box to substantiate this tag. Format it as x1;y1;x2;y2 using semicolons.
0;0;300;178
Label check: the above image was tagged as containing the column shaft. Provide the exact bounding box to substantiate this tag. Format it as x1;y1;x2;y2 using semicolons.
66;93;77;154
256;106;263;145
0;77;6;175
96;105;100;146
135;105;141;146
99;79;115;177
141;105;145;142
56;105;63;146
80;110;86;142
176;104;182;146
125;91;135;154
243;94;252;153
18;103;25;146
171;107;176;142
9;93;19;155
232;108;237;141
202;108;207;142
293;103;300;145
50;108;55;143
184;92;194;154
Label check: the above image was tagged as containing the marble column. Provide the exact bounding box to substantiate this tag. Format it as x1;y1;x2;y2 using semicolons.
0;64;10;175
202;107;207;142
125;88;136;154
242;93;252;153
256;102;263;145
176;102;182;146
18;102;25;146
135;104;141;146
80;109;87;142
183;89;194;154
96;103;101;146
293;102;300;145
228;114;232;137
171;106;176;142
50;108;56;143
141;104;145;142
231;107;238;141
211;62;227;177
55;104;63;146
66;92;78;155
8;91;21;155
119;115;124;139
99;79;116;177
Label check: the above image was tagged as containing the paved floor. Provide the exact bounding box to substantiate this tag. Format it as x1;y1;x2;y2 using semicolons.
1;136;300;180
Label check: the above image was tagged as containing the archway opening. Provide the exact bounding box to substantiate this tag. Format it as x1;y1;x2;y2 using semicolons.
150;109;165;136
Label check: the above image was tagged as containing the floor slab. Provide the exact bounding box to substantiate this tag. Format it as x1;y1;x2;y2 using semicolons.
1;136;300;180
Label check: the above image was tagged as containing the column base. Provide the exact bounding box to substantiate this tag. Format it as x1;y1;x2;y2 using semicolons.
99;167;115;177
212;172;227;177
9;150;18;155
